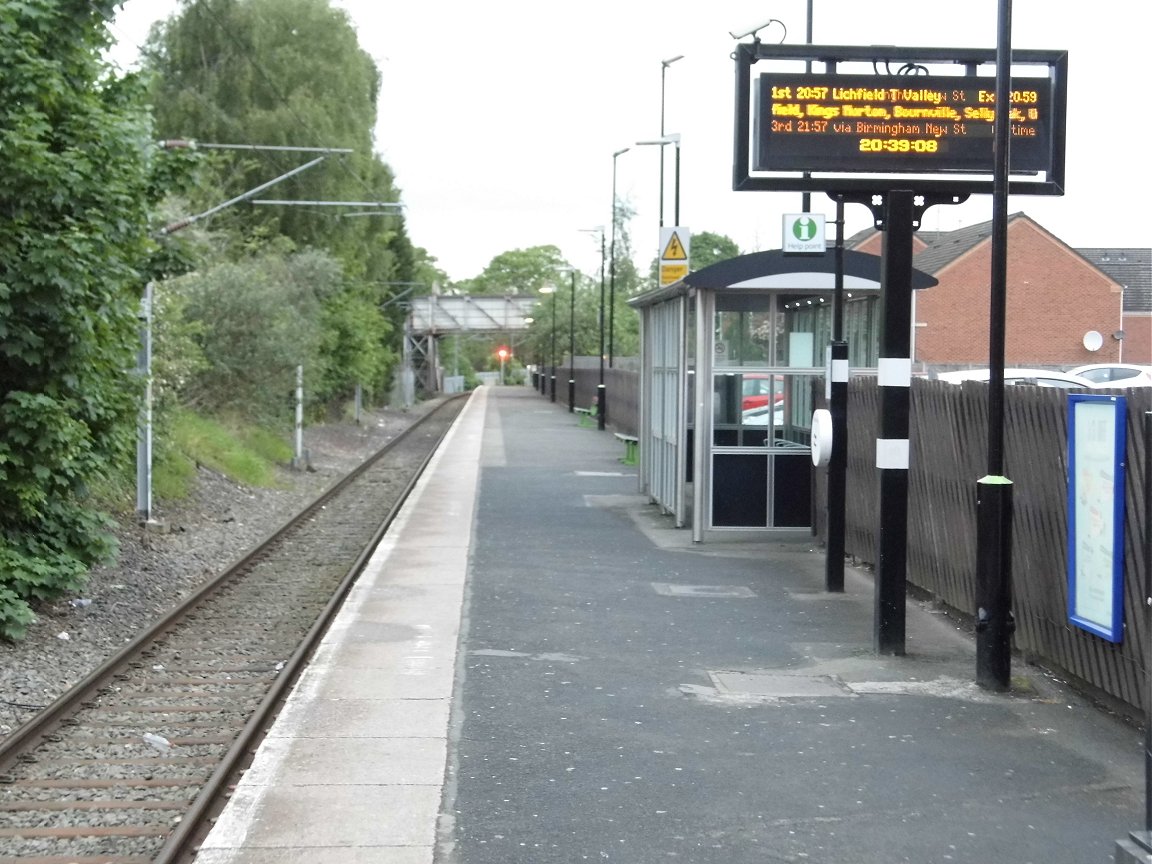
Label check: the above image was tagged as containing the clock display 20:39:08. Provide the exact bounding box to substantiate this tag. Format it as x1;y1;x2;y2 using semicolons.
858;138;940;154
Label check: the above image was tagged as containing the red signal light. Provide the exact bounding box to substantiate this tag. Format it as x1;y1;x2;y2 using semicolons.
496;346;510;359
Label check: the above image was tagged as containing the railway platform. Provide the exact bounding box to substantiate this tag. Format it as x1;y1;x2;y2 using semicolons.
197;384;1145;864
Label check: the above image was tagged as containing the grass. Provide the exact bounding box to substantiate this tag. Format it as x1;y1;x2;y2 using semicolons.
153;409;294;498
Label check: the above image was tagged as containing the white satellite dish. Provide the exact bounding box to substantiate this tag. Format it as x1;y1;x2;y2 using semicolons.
1082;330;1103;352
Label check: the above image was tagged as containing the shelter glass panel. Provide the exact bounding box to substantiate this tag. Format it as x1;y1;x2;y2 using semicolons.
711;371;816;449
714;294;773;367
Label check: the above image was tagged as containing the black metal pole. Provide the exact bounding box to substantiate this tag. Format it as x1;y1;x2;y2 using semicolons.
976;0;1016;692
874;190;914;655
1144;412;1152;832
568;269;576;413
1118;412;1152;864
597;231;607;431
610;149;628;368
825;195;847;593
801;0;813;214
657;56;682;229
659;65;667;228
549;290;557;403
826;341;848;592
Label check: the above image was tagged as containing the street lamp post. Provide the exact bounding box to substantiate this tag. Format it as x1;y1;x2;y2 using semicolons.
558;266;578;412
610;147;630;368
637;133;682;226
539;285;558;402
658;55;684;228
582;227;607;431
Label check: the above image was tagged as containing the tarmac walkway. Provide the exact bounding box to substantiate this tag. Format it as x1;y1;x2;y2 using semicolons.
200;385;1146;864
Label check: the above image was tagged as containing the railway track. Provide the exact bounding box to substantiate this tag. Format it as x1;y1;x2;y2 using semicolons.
0;394;468;864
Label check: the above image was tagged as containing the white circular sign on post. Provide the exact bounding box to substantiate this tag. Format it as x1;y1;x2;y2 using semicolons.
811;408;833;467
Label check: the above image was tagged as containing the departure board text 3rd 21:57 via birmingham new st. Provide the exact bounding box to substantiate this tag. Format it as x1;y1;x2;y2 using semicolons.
754;72;1054;175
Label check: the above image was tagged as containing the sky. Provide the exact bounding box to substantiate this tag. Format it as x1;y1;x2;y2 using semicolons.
107;0;1149;283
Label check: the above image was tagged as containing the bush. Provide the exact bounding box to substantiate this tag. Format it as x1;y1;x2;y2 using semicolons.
0;2;152;640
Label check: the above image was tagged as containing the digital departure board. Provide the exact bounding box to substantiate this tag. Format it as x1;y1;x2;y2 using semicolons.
732;44;1068;196
755;72;1055;175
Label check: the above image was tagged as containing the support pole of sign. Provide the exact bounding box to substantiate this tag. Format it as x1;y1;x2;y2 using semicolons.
596;230;608;431
874;190;915;655
293;365;305;470
1117;415;1152;864
975;0;1016;692
825;194;847;593
135;283;154;524
825;339;848;593
1145;412;1152;832
568;268;577;413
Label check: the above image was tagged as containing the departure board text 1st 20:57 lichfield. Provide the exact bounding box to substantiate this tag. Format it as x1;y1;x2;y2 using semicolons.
755;72;1052;175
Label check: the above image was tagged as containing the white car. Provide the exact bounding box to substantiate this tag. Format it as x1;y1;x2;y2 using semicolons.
1066;363;1152;388
932;368;1093;388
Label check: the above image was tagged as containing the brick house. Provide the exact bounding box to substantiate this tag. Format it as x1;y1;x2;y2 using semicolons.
1077;247;1151;365
846;213;1150;370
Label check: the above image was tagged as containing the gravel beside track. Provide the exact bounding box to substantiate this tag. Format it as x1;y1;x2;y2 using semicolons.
0;398;464;863
0;402;440;743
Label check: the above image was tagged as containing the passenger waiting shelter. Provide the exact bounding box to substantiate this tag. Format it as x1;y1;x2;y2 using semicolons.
629;249;937;542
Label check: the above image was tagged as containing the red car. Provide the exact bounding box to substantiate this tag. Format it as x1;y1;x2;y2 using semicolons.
741;373;784;412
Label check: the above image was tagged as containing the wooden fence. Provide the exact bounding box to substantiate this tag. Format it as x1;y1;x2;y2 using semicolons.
538;361;639;436
818;379;1151;710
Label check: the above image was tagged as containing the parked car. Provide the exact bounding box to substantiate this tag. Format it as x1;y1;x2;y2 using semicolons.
933;368;1094;388
1066;363;1152;388
741;373;784;411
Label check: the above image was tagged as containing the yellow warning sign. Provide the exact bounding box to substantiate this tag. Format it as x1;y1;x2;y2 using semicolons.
661;231;688;261
659;263;689;286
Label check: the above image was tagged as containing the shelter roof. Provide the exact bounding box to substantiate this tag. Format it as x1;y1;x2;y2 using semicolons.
630;248;937;309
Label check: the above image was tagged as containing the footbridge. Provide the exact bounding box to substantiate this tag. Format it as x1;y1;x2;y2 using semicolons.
401;294;537;403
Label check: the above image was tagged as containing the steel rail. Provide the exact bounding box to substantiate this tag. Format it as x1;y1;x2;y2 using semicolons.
0;393;468;862
154;393;466;863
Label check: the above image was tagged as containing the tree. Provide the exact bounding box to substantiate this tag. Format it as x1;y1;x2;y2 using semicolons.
142;0;433;411
143;0;408;289
688;231;742;270
608;200;643;359
456;246;569;296
0;1;154;639
170;248;331;421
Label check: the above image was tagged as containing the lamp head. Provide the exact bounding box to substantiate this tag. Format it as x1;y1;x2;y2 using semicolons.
661;54;685;67
636;133;681;146
728;18;786;42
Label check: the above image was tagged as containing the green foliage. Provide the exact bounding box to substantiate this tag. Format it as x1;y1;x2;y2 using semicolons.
169;249;329;421
520;269;606;366
316;284;396;407
0;0;153;638
143;0;407;287
171;410;292;489
157;244;394;419
596;199;643;359
153;446;199;501
688;231;742;270
455;246;568;296
141;0;427;419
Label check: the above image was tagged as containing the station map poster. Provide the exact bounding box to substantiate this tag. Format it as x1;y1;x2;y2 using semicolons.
1066;394;1127;642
